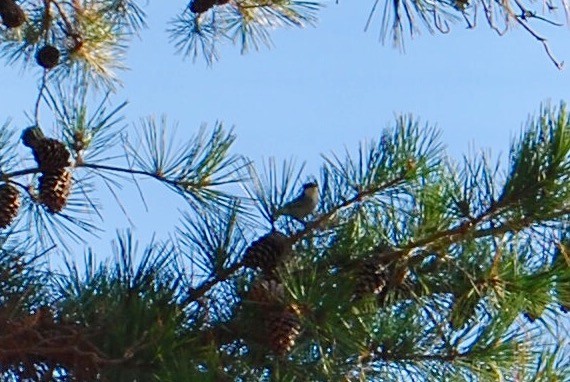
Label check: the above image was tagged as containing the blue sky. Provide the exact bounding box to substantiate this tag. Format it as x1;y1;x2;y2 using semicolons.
1;1;570;251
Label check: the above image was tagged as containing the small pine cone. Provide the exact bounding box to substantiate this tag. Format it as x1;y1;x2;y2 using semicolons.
32;138;71;171
190;0;217;13
0;0;26;28
352;259;387;301
243;232;291;276
0;184;20;229
39;169;72;213
36;45;60;69
268;305;302;355
454;0;469;10
21;126;45;148
248;279;284;305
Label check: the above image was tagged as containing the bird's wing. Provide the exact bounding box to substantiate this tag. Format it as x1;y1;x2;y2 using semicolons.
275;193;303;216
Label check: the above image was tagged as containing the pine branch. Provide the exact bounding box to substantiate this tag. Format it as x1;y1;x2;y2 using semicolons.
243;158;308;225
291;174;409;242
42;82;127;164
364;0;569;68
0;121;19;171
181;108;569;316
184;166;412;306
168;0;322;64
50;232;194;380
121;118;247;209
3;96;570;379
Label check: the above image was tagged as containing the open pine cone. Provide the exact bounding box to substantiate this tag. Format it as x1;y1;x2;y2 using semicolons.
0;184;20;228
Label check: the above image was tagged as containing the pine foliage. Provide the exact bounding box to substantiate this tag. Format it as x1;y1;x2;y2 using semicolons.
1;1;569;380
0;0;567;90
0;100;568;380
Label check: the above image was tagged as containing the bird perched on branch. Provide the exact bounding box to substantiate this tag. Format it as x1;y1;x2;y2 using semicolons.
274;182;318;221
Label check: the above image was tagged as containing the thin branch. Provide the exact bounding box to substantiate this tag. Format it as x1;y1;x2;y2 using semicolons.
1;167;42;179
181;171;562;307
513;0;563;26
182;260;244;305
480;0;508;35
78;162;182;187
290;175;408;242
34;72;48;126
184;175;409;305
513;16;564;69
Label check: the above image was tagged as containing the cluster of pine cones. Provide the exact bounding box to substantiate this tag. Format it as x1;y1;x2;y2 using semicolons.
0;0;61;69
242;232;408;355
0;127;72;229
242;232;303;355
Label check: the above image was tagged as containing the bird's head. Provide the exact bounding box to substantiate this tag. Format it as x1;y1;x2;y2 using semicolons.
302;182;318;198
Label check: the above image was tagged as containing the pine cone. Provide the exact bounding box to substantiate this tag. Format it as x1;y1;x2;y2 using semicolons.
32;138;71;171
243;232;291;276
190;0;217;13
0;0;25;28
36;45;60;69
39;169;72;213
268;304;302;355
21;126;45;148
0;184;20;228
352;259;387;301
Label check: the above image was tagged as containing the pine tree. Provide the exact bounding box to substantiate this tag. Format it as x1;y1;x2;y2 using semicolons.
0;0;567;82
0;1;569;381
0;101;567;381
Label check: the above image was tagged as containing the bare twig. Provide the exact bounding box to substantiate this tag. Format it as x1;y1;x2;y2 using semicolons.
481;0;508;35
1;167;42;179
34;72;48;127
513;16;564;69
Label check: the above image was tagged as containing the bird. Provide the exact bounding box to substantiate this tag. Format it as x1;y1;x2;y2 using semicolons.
274;182;319;221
